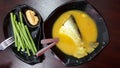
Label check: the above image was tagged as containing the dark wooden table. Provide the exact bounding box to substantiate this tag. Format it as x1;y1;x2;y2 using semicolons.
0;0;120;68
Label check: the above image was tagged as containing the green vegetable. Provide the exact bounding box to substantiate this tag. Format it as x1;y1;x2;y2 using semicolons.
10;11;37;56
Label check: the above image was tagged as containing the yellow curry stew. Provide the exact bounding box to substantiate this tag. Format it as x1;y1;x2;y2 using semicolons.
52;10;99;58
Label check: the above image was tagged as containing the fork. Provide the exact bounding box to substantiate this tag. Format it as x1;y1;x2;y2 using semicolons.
0;37;14;50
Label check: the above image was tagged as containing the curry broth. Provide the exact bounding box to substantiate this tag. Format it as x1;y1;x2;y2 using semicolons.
52;10;98;58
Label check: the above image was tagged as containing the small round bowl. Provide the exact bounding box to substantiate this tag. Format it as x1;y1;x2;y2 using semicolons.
20;5;42;28
43;1;109;66
3;4;44;65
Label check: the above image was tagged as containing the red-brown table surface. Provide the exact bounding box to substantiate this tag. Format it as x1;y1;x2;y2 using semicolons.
0;0;120;68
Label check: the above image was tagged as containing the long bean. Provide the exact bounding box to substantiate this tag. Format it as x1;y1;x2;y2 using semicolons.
10;11;37;56
25;25;37;55
18;23;32;56
19;12;36;55
20;11;37;54
11;13;21;50
19;11;23;23
16;22;25;51
12;14;17;47
19;23;34;54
